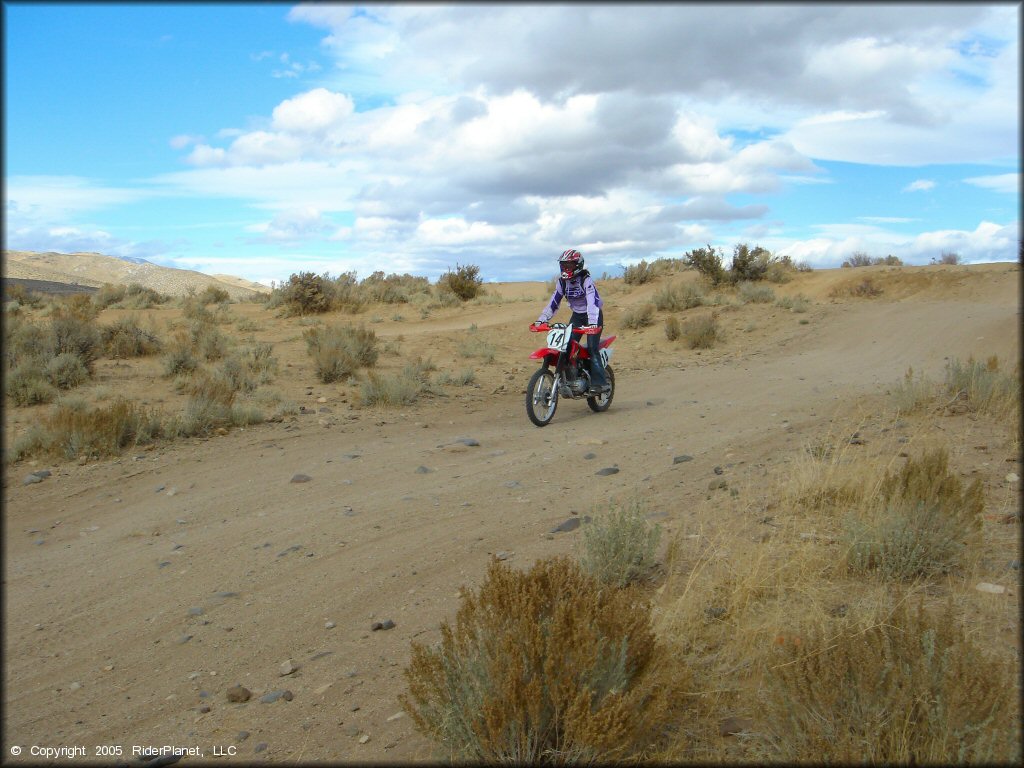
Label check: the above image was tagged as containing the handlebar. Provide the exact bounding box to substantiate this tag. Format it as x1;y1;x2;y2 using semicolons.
530;323;602;335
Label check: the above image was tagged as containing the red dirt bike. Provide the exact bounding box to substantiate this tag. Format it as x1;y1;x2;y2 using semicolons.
525;322;616;427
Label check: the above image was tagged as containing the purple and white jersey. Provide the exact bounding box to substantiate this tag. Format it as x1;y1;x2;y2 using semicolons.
538;273;603;326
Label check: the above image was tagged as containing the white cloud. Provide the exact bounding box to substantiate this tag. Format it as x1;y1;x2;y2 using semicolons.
964;172;1019;195
903;180;936;193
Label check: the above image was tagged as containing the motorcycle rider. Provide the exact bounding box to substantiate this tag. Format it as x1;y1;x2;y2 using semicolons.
531;249;611;395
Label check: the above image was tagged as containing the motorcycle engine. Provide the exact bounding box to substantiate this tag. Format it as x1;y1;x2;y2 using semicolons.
571;370;591;395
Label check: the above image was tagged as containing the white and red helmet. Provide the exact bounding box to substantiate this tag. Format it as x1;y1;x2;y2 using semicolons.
559;249;584;279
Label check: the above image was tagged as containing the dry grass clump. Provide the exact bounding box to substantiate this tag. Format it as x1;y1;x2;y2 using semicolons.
457;330;496;363
737;281;775;304
664;315;682;341
889;366;936;414
682;313;721;349
10;398;163;461
303;323;378;383
358;359;435;406
621;303;655;329
830;276;883;298
757;598;1018;764
402;556;683;764
776;293;811;313
654;281;704;311
578;499;662;587
944;355;1020;418
101;315;162;358
623;259;656;285
842;448;983;580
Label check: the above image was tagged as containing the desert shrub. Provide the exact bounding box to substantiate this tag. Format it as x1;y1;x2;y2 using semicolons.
437;368;476;386
162;330;199;377
830;277;882;298
4;283;44;308
50;310;101;370
245;342;278;384
3;314;52;369
683;314;721;349
121;283;170;309
401;556;679;764
197;284;230;305
879;254;903;266
841;251;874;268
44;352;90;390
304;324;378;383
58;293;101;320
358;361;432;406
20;398;162;460
623;260;654;285
664;316;682;341
776;293;811;313
935;251;961;265
763;254;798;283
737;281;775;304
889;367;936;413
278;271;331;316
93;282;127;309
843;448;983;580
101;316;162;358
578;500;662;587
943;356;1020;417
654;281;704;311
189;320;227;361
683;244;726;286
729;244;775;283
758;599;1019;764
171;369;237;437
5;363;58;406
361;271;431;304
621;303;655;329
437;263;483;301
458;332;496;363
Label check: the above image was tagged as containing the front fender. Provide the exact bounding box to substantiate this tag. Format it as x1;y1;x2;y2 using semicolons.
529;348;559;365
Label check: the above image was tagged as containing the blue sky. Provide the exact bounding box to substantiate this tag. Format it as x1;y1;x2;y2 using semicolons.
4;2;1019;285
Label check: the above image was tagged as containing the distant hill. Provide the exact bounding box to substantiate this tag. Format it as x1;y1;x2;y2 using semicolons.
1;250;268;300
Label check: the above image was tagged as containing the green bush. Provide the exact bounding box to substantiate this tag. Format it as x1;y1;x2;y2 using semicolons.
6;363;58;406
684;245;726;286
578;500;662;587
359;362;432;406
278;271;332;316
758;599;1019;763
437;263;483;301
50;310;101;370
729;244;775;283
401;556;679;764
162;330;199;377
623;260;654;285
843;448;983;580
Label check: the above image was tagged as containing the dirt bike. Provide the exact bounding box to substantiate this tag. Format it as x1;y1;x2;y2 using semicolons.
525;322;616;427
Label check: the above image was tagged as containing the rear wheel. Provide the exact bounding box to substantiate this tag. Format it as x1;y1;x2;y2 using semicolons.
587;365;614;412
526;367;558;427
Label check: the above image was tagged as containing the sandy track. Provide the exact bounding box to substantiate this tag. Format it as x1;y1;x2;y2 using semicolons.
3;265;1019;763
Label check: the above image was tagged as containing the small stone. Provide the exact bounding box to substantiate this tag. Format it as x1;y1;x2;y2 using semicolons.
582;453;597;460
414;466;433;474
187;606;204;616
260;689;294;703
1006;473;1019;483
551;518;581;533
975;582;1007;594
371;619;396;631
280;659;298;676
595;467;619;476
359;734;370;745
317;396;328;403
386;712;405;722
33;469;52;478
325;621;336;630
227;685;251;703
176;634;193;645
455;437;481;446
236;731;250;742
23;474;44;486
254;742;268;753
69;682;82;691
198;705;212;713
713;466;724;475
494;551;513;561
290;474;312;484
708;479;728;490
673;455;694;464
166;487;178;497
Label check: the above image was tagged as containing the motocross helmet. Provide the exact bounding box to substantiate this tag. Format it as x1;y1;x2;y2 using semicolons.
559;249;584;279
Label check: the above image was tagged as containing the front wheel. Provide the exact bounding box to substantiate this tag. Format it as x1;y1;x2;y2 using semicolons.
526;367;558;427
587;365;615;412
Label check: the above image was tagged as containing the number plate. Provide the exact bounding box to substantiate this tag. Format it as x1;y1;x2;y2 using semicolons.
546;326;570;351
